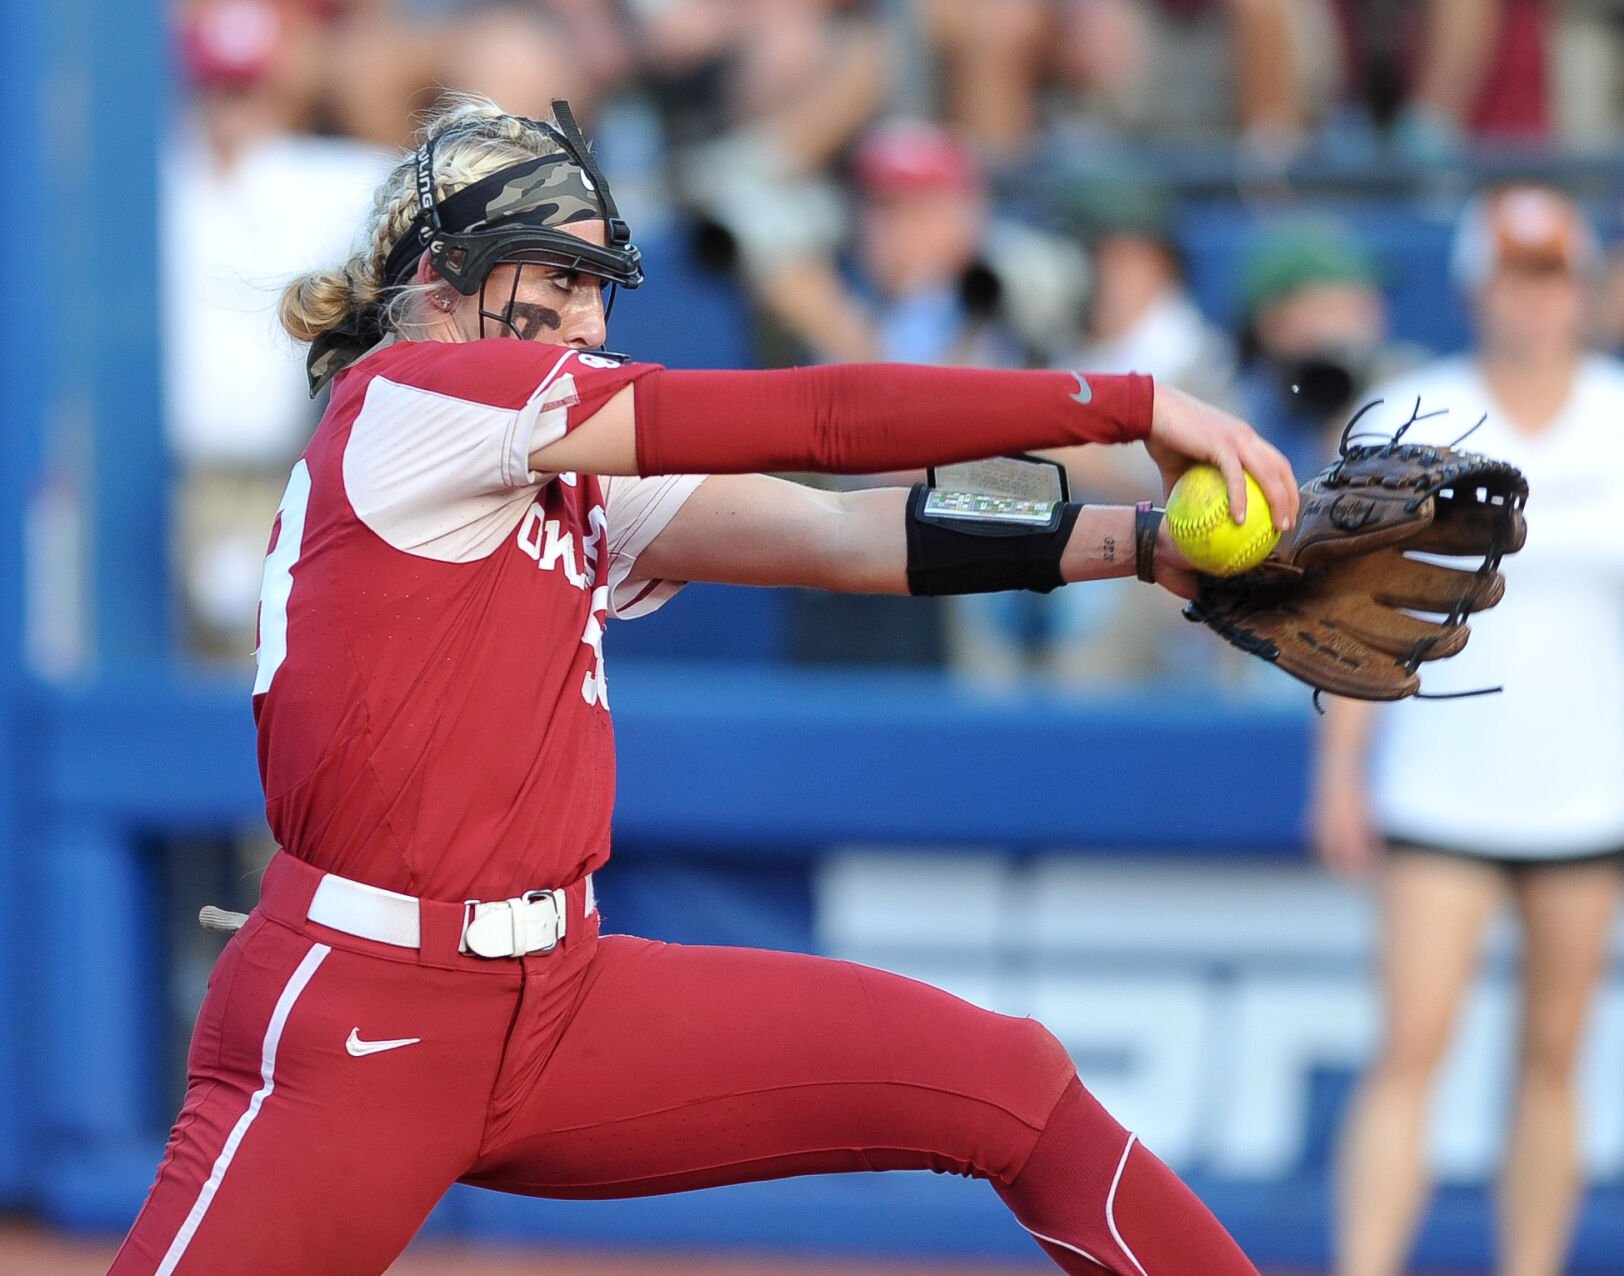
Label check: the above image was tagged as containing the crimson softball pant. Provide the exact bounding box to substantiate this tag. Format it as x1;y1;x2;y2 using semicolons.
112;858;1258;1275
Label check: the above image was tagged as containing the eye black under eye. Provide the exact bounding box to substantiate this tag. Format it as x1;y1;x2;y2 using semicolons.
504;300;562;339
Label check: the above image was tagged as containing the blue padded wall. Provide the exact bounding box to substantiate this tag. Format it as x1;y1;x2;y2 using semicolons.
0;0;46;1206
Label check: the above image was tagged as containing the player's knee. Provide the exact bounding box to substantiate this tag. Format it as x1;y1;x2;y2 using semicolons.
947;1016;1081;1184
959;1013;1078;1131
1014;1022;1135;1149
1010;1016;1078;1102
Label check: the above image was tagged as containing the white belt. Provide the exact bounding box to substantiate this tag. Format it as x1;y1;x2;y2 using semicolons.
306;869;595;957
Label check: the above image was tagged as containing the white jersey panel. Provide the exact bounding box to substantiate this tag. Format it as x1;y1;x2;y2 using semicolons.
601;473;708;619
342;369;577;562
1367;355;1624;856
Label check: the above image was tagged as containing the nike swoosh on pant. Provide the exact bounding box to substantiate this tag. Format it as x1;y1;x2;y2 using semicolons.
345;1028;422;1057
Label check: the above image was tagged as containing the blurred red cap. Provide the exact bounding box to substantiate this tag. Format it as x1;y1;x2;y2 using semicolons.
179;0;284;90
854;121;981;197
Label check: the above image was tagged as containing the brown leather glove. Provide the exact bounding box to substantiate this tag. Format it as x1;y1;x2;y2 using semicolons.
1183;437;1528;700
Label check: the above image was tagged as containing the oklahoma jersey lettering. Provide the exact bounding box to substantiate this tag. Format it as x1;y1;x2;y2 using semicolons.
253;340;703;901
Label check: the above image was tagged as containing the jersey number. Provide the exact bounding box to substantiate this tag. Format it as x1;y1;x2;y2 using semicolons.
254;461;312;696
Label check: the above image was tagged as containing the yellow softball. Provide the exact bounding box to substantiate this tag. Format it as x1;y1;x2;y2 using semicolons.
1165;465;1280;575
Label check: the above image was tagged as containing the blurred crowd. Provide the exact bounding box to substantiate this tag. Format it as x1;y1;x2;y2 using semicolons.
165;0;1624;688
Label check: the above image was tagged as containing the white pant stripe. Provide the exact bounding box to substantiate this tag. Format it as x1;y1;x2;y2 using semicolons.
1019;1223;1112;1270
1016;1130;1150;1276
154;942;330;1276
1106;1133;1149;1276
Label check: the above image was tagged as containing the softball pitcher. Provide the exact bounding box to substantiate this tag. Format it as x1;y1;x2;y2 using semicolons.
111;95;1297;1275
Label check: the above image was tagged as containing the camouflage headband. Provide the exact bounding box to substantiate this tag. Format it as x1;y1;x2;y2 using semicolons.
381;153;601;288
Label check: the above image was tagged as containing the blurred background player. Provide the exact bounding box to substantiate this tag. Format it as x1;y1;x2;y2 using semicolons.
1311;184;1624;1276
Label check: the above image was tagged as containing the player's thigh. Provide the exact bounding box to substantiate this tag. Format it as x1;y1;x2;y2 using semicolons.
112;920;511;1275
1374;847;1505;1073
468;936;1075;1197
1511;856;1624;1072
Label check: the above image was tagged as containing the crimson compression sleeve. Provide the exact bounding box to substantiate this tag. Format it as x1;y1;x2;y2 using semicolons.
633;365;1153;477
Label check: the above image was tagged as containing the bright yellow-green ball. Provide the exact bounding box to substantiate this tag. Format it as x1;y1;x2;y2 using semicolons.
1165;465;1280;575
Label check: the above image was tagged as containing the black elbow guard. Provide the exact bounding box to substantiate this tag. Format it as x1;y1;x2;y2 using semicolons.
904;482;1082;596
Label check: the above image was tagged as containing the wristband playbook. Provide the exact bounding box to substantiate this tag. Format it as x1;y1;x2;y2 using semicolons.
905;455;1081;597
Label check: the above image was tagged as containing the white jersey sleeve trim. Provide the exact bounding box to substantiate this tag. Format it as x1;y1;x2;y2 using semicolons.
515;349;584;463
601;473;708;619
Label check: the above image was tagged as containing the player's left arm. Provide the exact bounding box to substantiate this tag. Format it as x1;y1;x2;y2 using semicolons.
632;473;1197;598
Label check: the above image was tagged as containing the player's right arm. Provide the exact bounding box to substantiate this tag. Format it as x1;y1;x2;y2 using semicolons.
530;363;1298;531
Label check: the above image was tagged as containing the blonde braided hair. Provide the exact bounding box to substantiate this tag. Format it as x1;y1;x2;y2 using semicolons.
278;94;569;350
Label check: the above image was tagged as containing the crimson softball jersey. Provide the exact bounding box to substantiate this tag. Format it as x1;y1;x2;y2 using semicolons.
253;338;698;902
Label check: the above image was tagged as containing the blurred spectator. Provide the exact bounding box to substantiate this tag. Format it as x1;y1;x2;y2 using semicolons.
1234;218;1422;483
757;118;1088;371
848;119;1024;367
1403;0;1551;148
1601;234;1624;355
979;172;1239;688
1333;0;1556;160
311;0;438;148
320;0;629;149
1550;0;1624;150
1312;184;1624;1276
164;0;390;659
637;0;888;342
913;0;1053;159
1045;0;1345;158
778;119;1033;670
1055;173;1237;418
438;2;600;123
